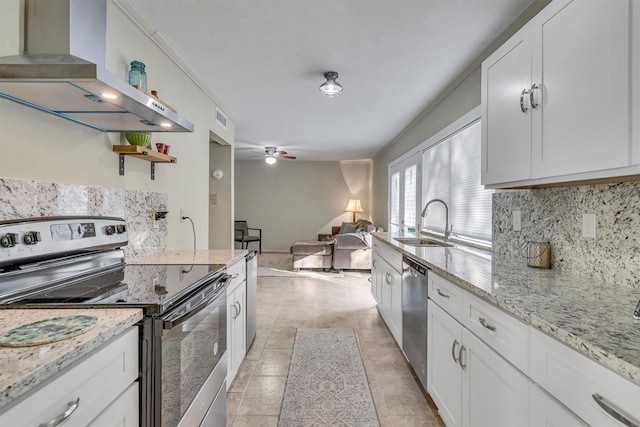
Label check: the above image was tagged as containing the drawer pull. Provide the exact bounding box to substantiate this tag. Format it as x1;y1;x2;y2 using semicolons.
39;398;80;427
479;317;496;331
436;289;450;299
520;88;530;113
235;301;242;316
592;393;640;427
458;345;466;371
451;339;459;364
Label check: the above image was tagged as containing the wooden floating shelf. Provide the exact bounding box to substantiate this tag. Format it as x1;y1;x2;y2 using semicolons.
113;145;177;180
113;145;177;163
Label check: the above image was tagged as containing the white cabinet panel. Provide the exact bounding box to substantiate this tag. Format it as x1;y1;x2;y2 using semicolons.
462;329;530;427
481;24;533;185
226;262;247;390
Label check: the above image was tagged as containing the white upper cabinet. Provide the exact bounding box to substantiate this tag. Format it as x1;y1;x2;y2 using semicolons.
482;0;636;188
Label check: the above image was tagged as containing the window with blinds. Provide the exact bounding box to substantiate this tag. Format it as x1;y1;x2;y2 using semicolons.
422;120;493;245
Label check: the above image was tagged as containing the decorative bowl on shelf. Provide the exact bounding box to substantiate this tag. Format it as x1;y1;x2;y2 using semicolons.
125;132;151;147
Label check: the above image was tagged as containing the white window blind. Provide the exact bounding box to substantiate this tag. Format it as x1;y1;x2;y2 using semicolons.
390;171;400;231
422;120;493;244
403;165;417;232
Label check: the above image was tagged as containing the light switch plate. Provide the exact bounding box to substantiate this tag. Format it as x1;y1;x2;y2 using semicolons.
513;210;522;231
582;213;596;239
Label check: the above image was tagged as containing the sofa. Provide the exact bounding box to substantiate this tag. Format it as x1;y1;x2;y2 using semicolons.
332;220;380;270
290;220;381;271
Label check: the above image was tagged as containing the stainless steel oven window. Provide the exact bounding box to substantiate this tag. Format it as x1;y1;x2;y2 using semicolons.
157;287;227;427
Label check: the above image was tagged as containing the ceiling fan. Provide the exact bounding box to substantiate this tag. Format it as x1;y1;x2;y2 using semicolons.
265;146;296;164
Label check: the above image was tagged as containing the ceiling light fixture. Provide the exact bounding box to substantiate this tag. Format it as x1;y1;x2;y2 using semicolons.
319;71;343;97
265;155;277;165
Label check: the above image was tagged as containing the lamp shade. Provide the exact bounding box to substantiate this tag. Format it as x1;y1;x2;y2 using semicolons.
345;199;364;213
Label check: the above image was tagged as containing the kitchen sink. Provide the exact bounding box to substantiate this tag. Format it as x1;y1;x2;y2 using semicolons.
394;237;452;247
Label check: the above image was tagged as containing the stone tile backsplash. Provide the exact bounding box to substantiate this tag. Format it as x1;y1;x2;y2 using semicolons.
0;178;166;259
493;182;640;290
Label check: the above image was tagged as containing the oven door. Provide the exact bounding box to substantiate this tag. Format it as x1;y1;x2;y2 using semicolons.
154;275;229;427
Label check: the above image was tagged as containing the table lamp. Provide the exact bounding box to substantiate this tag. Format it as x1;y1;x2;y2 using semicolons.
345;199;364;222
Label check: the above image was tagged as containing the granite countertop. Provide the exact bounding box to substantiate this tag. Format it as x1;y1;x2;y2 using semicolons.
373;232;640;386
0;308;142;411
127;249;248;266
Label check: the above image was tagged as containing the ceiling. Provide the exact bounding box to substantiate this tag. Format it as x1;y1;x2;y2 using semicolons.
129;0;533;161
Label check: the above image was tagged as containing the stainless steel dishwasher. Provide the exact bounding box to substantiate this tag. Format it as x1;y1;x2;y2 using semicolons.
402;255;429;390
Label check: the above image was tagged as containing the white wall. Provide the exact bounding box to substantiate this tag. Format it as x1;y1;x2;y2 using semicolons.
0;0;235;250
209;142;232;249
234;160;372;252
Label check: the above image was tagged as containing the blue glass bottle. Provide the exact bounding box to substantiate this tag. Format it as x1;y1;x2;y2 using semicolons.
128;60;147;90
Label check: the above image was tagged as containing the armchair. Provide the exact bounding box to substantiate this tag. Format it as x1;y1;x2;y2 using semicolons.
234;220;262;253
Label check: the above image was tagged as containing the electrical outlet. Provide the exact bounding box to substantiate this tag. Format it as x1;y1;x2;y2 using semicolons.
582;213;596;239
180;209;185;223
210;194;217;205
513;210;522;231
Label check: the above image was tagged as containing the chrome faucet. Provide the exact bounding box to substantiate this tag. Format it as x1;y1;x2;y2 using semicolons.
421;198;451;241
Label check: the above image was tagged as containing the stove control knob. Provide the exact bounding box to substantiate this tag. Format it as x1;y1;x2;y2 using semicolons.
105;225;116;235
0;233;19;248
23;231;41;245
116;224;126;234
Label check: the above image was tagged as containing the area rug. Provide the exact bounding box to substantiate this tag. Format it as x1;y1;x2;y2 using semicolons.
279;328;380;427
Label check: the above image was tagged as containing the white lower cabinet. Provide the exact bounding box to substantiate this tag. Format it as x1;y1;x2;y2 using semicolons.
427;300;529;427
531;327;640;427
529;383;586;427
0;327;139;427
371;240;403;347
226;259;247;389
377;254;402;346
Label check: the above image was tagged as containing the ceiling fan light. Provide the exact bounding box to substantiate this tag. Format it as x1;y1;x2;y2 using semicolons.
265;156;277;165
319;71;343;97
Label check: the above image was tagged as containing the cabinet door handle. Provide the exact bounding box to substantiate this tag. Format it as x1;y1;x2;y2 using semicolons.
437;289;450;299
529;83;540;109
231;303;237;319
520;88;530;113
39;398;80;427
372;259;377;269
592;394;640;427
385;272;393;285
451;339;460;364
236;301;242;316
479;317;497;331
458;345;466;370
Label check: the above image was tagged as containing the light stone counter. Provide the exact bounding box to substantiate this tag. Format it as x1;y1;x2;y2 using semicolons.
127;249;247;266
373;232;640;386
0;308;142;411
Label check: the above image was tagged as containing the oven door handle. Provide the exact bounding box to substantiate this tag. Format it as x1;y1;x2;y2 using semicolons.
162;274;231;330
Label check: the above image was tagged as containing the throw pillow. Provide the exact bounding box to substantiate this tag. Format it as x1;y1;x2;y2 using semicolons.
339;222;358;234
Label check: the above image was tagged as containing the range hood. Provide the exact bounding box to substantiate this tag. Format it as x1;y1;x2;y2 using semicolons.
0;0;194;133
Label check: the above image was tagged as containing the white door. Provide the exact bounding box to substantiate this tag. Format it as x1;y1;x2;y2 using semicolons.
531;0;631;178
481;24;533;185
389;151;422;233
462;329;530;427
427;301;463;427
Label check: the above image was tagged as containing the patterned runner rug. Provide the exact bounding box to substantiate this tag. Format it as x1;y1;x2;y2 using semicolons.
279;328;380;427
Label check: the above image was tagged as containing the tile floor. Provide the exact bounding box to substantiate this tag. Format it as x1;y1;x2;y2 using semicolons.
226;269;445;427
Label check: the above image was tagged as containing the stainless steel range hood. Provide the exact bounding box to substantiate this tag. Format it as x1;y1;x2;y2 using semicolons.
0;0;194;133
